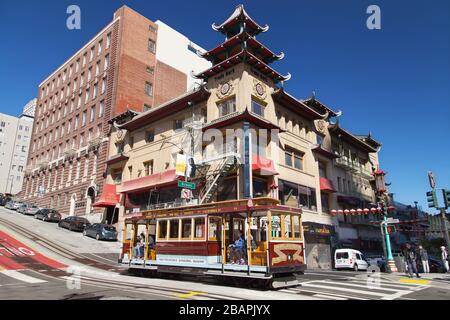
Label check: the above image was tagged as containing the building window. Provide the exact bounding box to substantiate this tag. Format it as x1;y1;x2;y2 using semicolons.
174;119;183;130
101;78;106;94
116;142;124;154
90;46;95;61
90;105;95;122
143;160;153;176
145;130;155;143
217;98;236;117
285;148;304;171
148;39;156;53
99;100;104;117
145;82;153;96
251;99;265;116
98;40;102;56
319;161;327;178
149;25;157;33
82;111;87;126
104;54;109;71
112;169;122;184
146;66;154;74
106;33;111;48
143;104;151;112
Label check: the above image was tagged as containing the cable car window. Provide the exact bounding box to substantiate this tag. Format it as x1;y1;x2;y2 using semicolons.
169;219;179;239
181;218;192;239
293;215;301;239
271;214;282;238
194;218;205;239
208;217;222;241
284;215;292;238
158;220;167;240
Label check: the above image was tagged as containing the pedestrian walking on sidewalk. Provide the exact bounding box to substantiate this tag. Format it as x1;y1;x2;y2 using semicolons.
441;246;450;273
405;243;420;278
418;245;429;273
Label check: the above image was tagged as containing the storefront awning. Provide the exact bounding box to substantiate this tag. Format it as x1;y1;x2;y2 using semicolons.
121;169;179;193
320;177;336;193
252;154;279;176
93;184;120;207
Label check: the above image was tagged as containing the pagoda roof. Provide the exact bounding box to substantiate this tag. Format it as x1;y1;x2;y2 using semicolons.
355;134;382;148
302;97;340;118
272;89;328;121
202;107;284;132
328;124;379;153
193;49;290;83
199;31;284;65
119;86;210;131
212;4;269;36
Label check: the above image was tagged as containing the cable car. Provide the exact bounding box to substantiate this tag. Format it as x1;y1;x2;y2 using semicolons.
119;198;306;288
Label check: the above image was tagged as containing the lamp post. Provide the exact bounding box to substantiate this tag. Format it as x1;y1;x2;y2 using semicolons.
374;168;397;273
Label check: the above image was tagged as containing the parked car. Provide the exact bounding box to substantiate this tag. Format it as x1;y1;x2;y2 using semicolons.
0;194;10;206
334;249;369;271
58;216;91;232
5;200;23;210
34;209;61;222
18;204;40;216
83;223;118;241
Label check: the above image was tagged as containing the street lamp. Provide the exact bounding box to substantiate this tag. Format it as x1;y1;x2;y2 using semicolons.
374;167;398;273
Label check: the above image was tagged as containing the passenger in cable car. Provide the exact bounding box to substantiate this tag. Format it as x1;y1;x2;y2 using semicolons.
229;231;245;264
133;235;144;259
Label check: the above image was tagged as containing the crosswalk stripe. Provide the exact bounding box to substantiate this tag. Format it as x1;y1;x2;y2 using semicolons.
300;283;387;297
0;270;47;284
319;280;413;293
313;294;348;300
279;287;368;300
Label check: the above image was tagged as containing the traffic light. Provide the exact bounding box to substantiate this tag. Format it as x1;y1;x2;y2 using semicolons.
426;190;438;208
443;189;450;209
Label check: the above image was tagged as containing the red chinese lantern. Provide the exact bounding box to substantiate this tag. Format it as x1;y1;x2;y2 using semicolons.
357;209;363;215
363;208;370;215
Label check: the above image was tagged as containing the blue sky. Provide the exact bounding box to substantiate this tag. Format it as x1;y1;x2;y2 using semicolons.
0;0;449;211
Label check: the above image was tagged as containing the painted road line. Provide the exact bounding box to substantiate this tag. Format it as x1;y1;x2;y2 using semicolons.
399;279;431;285
0;270;47;284
178;291;206;298
320;280;413;293
279;287;369;300
300;283;387;297
346;279;425;291
313;294;348;300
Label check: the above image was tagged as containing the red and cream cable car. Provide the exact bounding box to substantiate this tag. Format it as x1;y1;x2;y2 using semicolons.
119;198;306;288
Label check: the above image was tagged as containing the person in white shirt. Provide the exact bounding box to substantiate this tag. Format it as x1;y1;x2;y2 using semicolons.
441;246;449;273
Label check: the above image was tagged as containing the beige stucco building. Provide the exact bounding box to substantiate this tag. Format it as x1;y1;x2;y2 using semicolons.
102;5;384;269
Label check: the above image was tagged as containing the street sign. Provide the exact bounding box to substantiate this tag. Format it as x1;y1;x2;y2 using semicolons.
181;188;192;199
428;171;436;189
178;180;196;190
386;218;399;224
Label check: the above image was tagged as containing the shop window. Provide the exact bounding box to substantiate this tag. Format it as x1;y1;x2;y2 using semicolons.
208;217;222;241
217;177;237;201
321;192;330;212
169;219;179;239
253;178;268;197
145;130;154;143
158;220;167;240
181;219;192;239
194;218;205;239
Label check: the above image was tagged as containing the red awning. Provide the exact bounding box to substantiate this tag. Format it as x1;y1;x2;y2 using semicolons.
320;177;336;193
93;184;120;207
121;169;179;193
252;154;279;176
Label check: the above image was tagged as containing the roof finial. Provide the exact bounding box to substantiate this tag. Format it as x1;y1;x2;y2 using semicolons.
311;90;316;101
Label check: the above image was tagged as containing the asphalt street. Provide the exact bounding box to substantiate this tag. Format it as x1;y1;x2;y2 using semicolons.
1;206;449;300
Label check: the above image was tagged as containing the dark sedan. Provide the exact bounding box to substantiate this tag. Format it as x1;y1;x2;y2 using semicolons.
35;209;61;222
58;216;91;232
83;223;118;241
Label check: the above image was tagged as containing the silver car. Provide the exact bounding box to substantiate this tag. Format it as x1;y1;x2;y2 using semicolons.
20;204;40;216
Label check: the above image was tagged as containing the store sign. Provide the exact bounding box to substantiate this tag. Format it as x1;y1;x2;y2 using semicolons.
303;223;333;236
175;153;187;177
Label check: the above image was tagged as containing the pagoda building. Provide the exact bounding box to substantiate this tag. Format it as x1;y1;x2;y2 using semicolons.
194;4;290;85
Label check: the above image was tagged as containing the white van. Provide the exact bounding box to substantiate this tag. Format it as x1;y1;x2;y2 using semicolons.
334;249;369;271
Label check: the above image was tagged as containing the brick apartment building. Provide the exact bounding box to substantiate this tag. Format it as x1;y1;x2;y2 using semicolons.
21;5;210;222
